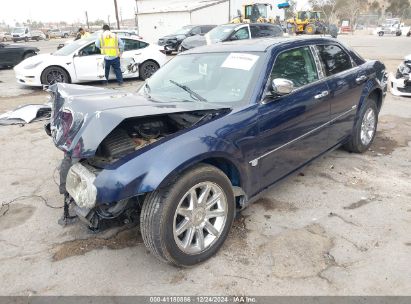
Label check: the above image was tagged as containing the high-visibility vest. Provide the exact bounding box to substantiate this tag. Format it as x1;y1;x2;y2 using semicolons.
99;33;119;57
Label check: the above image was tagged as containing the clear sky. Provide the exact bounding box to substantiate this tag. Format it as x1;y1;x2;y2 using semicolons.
0;0;137;25
0;0;310;26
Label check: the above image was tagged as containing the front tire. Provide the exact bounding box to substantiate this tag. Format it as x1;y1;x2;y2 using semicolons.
140;164;235;266
41;66;70;85
344;98;378;153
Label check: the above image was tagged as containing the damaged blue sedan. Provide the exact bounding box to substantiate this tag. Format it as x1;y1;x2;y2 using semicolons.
47;37;387;266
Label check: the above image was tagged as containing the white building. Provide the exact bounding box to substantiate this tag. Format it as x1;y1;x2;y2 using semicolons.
137;0;230;42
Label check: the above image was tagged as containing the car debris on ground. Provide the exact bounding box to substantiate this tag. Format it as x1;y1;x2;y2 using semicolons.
0;103;51;125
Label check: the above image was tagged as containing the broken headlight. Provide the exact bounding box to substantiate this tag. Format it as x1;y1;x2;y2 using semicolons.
396;62;411;79
66;163;97;209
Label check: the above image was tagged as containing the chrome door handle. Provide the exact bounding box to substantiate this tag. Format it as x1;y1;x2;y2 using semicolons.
314;91;329;99
356;75;368;83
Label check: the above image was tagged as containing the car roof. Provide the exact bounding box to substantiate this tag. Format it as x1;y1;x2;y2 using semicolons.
183;36;339;54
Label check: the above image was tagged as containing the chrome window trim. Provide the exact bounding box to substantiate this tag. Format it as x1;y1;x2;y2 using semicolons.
261;44;322;102
249;104;358;166
314;44;359;78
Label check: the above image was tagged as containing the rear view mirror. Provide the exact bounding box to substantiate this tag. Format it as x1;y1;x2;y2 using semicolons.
272;78;294;95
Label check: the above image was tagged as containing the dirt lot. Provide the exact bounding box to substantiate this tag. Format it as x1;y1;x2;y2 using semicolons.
0;35;410;296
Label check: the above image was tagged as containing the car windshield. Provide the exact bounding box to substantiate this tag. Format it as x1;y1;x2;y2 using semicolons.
140;52;262;104
13;28;25;34
53;39;93;56
205;25;236;41
174;27;192;35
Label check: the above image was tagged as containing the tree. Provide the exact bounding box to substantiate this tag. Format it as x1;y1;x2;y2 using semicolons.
386;0;410;17
309;0;339;23
335;0;368;26
284;0;297;19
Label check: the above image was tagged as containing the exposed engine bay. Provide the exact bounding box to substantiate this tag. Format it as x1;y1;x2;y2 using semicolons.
391;54;411;96
59;109;228;231
87;110;223;167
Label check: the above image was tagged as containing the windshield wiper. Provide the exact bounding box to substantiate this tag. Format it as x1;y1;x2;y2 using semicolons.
169;80;207;102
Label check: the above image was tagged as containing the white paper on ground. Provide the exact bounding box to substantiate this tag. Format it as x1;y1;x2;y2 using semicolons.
221;53;259;71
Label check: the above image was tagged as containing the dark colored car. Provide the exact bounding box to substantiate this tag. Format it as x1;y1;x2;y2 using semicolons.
158;25;215;54
0;43;39;67
47;37;387;266
180;23;283;51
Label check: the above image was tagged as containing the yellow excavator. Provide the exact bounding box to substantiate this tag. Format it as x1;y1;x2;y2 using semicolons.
231;2;279;24
286;10;327;34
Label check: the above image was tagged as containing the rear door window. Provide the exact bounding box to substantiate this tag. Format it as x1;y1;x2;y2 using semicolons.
231;27;250;40
316;44;353;76
271;46;319;88
124;39;139;51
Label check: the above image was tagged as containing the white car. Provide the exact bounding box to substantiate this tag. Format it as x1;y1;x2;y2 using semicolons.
390;54;411;97
14;37;167;86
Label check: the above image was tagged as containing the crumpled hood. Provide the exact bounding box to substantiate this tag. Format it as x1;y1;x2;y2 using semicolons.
48;83;228;158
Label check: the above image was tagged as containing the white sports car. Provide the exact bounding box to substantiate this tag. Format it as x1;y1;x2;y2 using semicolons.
14;37;167;86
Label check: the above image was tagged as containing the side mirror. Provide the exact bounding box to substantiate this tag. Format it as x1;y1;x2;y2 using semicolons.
272;78;294;95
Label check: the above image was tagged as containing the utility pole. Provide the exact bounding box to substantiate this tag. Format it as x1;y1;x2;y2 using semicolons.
85;11;89;29
113;0;120;29
135;0;139;33
108;15;111;26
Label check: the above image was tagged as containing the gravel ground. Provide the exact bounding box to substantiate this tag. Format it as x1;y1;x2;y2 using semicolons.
0;34;410;296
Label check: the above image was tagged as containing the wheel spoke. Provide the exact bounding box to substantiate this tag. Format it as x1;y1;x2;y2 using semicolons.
189;189;199;209
176;219;191;236
205;209;225;219
182;227;195;249
204;220;219;236
198;184;211;205
177;207;192;219
196;228;205;251
205;192;222;210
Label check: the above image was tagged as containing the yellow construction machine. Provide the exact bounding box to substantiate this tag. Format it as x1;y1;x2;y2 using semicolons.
286;10;327;35
231;3;279;24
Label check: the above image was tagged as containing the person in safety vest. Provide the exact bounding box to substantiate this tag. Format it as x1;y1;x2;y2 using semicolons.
95;24;125;85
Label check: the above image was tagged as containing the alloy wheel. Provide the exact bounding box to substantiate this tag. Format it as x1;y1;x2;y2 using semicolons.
46;70;66;85
173;182;228;255
360;107;376;146
143;63;157;79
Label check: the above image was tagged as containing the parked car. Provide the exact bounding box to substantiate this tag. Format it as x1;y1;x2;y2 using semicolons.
30;30;47;41
180;23;283;51
11;27;31;42
0;32;12;42
57;30;141;50
14;36;167;86
112;29;142;39
158;25;216;54
390;54;411;96
46;37;387;266
0;42;39;68
375;19;410;36
47;29;70;39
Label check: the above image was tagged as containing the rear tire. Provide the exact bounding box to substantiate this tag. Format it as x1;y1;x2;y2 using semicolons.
140;164;235;266
139;60;160;80
378;31;384;36
344;98;378;153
